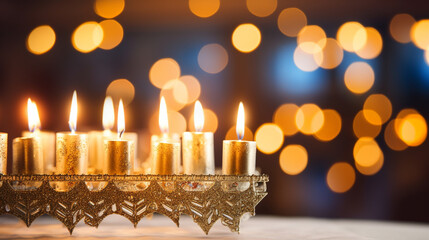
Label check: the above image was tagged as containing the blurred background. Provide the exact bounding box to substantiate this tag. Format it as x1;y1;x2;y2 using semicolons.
1;0;429;223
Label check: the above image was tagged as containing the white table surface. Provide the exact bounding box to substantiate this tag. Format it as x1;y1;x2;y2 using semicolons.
0;215;428;239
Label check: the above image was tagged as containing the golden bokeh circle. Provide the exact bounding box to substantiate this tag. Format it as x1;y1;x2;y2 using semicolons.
277;8;307;37
313;38;344;69
297;25;327;54
411;19;429;50
246;0;277;17
353;137;382;167
273;103;299;136
255;123;284;154
27;25;56;55
384;119;408;151
149;58;181;89
363;94;392;125
279;145;308;175
99;20;124;50
295;104;324;135
355;27;383;59
232;23;261;53
72;21;104;53
326;162;356;193
344;62;375;94
314;109;342;142
353;110;381;138
337;21;365;52
189;0;220;18
106;79;135;106
94;0;125;18
390;13;415;43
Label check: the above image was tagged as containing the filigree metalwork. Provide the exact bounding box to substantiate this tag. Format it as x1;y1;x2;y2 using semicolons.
0;174;268;234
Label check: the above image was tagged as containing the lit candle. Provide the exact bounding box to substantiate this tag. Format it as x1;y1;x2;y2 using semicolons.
182;100;214;175
12;98;43;174
104;99;134;175
0;132;7;174
222;102;256;175
56;90;88;175
22;100;56;173
88;96;115;173
151;97;180;175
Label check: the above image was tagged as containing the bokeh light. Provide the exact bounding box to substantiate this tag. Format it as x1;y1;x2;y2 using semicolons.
160;80;188;111
225;125;253;141
189;108;218;132
355;151;384;176
363;94;392;125
94;0;125;19
26;25;56;55
313;38;344;69
337;21;365;52
344;62;375;94
149;58;181;89
390;13;415;43
106;79;135;106
255;123;284;154
355;27;383;59
149;110;187;135
353;137;382;167
314;109;342;142
99;20;123;50
189;0;220;18
353;110;381;138
246;0;277;17
232;23;261;53
295;104;324;135
72;21;104;53
277;8;307;37
326;162;356;193
384;119;408;151
273;103;299;136
297;25;327;54
397;112;427;147
198;43;228;74
279;145;308;175
411;19;429;50
294;46;319;72
179;75;201;104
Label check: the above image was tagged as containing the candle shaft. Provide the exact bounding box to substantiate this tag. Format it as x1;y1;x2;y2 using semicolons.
182;132;214;174
222;140;256;175
152;141;180;175
104;140;134;174
56;132;88;174
0;133;7;174
12;137;43;174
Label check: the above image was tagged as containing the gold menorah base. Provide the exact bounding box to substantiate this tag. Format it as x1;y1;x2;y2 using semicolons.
0;174;268;235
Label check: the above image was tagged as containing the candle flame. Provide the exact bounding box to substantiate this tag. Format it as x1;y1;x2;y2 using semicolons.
236;102;245;140
194;100;204;132
159;96;169;134
103;96;114;131
118;99;125;139
32;101;41;131
27;98;39;133
68;90;78;134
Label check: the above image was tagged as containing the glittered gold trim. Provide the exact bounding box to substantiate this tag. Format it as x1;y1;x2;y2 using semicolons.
0;174;268;234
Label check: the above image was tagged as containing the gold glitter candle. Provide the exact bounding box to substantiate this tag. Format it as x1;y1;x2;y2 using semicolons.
12;136;44;174
56;132;88;174
0;133;7;174
88;130;113;174
104;140;134;174
222;140;256;175
23;130;55;173
222;102;256;175
152;140;180;175
182;133;214;174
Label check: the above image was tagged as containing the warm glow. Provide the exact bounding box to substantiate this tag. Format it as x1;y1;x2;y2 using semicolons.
189;0;220;18
198;44;228;74
31;100;41;130
27;99;40;133
189;109;218;132
225;126;253;141
353;110;381;138
246;0;277;18
179;75;201;104
344;62;375;94
99;20;123;50
337;21;365;52
69;91;78;134
355;27;383;59
72;21;103;53
327;162;356;193
314;109;342;142
279;145;308;175
355;151;384;176
150;110;187;135
232;24;261;53
384;119;408;151
149;58;181;89
194;100;204;132
295;104;324;135
297;25;327;54
363;94;392;125
103;96;114;131
294;46;319;72
255;123;284;154
236;102;245;140
160;80;188;111
106;79;135;106
313;38;344;69
277;8;307;37
117;99;125;138
94;0;125;19
273;103;299;136
159;96;169;134
353;137;382;167
411;19;429;50
398;113;427;147
26;25;56;55
390;13;415;43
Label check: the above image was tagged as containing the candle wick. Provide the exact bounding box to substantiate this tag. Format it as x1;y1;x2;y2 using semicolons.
119;129;125;139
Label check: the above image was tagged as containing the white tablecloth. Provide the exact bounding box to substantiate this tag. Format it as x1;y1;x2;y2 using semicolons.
0;215;428;239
